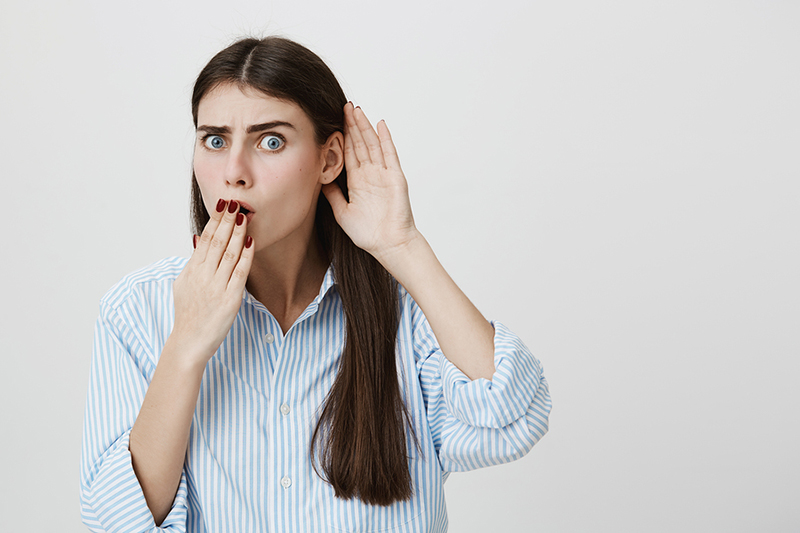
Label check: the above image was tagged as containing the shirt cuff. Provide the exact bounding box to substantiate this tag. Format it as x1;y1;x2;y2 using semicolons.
439;321;543;429
81;430;188;532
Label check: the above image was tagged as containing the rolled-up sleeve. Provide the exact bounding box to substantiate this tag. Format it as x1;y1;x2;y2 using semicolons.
80;303;189;532
415;311;551;472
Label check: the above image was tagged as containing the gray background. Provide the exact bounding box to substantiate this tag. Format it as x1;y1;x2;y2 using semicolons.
1;0;798;531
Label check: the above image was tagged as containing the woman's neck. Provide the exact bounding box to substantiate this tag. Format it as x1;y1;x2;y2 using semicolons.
245;232;329;335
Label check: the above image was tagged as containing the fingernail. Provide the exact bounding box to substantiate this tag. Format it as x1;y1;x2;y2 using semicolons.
245;235;253;249
228;200;238;214
236;213;244;226
216;199;226;213
193;235;197;249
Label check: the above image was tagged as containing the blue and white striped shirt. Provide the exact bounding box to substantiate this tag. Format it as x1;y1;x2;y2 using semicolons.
80;256;551;532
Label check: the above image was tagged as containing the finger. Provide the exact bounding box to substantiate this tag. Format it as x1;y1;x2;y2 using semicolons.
377;120;402;170
216;209;248;281
343;106;359;171
322;182;348;221
193;198;228;263
228;234;255;293
353;106;385;167
204;200;240;270
345;103;371;164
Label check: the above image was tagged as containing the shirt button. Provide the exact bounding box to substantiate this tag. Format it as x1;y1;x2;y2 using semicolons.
280;403;291;416
265;333;275;344
281;476;292;488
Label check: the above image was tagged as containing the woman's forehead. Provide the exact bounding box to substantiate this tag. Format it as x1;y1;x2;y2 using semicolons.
197;83;309;130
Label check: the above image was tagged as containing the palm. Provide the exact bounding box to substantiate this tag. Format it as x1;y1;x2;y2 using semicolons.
323;104;417;258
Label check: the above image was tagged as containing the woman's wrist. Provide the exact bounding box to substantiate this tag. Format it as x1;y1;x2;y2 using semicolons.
371;228;430;280
162;331;215;375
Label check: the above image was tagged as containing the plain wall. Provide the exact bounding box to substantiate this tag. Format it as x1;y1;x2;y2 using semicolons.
1;0;798;531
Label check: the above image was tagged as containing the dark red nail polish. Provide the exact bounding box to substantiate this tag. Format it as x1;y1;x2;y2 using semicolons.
193;235;197;249
236;213;244;226
245;235;253;249
228;200;238;214
216;199;226;213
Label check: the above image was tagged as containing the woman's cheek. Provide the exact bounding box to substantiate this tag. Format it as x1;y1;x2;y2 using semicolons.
194;158;224;205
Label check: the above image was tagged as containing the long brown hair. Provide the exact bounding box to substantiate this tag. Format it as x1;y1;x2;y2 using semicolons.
190;36;416;505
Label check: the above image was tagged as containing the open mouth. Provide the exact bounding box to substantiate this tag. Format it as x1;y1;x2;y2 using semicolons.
235;202;255;223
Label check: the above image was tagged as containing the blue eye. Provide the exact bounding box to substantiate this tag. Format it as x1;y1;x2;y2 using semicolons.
204;135;225;150
260;135;284;151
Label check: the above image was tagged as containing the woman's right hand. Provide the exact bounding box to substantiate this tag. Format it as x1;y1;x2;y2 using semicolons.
130;198;253;524
170;198;254;366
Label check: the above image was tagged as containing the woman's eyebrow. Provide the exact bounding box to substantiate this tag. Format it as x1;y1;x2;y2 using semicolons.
196;125;230;134
246;121;295;133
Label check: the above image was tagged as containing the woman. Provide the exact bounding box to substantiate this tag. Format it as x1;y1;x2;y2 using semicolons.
80;36;551;532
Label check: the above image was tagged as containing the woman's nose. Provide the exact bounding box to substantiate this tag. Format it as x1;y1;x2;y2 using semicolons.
224;147;252;187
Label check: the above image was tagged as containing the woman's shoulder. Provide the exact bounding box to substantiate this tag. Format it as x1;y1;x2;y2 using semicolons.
100;256;188;310
395;281;427;328
395;280;415;310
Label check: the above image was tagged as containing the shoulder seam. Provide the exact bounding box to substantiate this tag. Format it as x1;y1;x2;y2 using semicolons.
100;256;187;311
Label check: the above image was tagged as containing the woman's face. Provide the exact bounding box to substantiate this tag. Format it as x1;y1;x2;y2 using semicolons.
194;83;338;253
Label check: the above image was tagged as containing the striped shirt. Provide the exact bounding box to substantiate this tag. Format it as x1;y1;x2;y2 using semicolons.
80;256;551;532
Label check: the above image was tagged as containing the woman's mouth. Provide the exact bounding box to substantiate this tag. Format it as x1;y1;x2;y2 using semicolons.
235;202;255;223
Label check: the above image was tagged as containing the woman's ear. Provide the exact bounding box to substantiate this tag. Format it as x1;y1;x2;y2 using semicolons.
320;131;344;185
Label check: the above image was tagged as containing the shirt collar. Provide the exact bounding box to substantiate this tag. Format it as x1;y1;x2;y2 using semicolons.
316;265;337;301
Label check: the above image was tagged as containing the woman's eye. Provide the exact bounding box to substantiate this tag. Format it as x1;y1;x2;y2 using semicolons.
260;135;284;151
204;135;225;150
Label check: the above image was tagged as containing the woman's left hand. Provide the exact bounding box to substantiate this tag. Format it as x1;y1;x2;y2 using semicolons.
322;102;421;264
325;106;496;381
